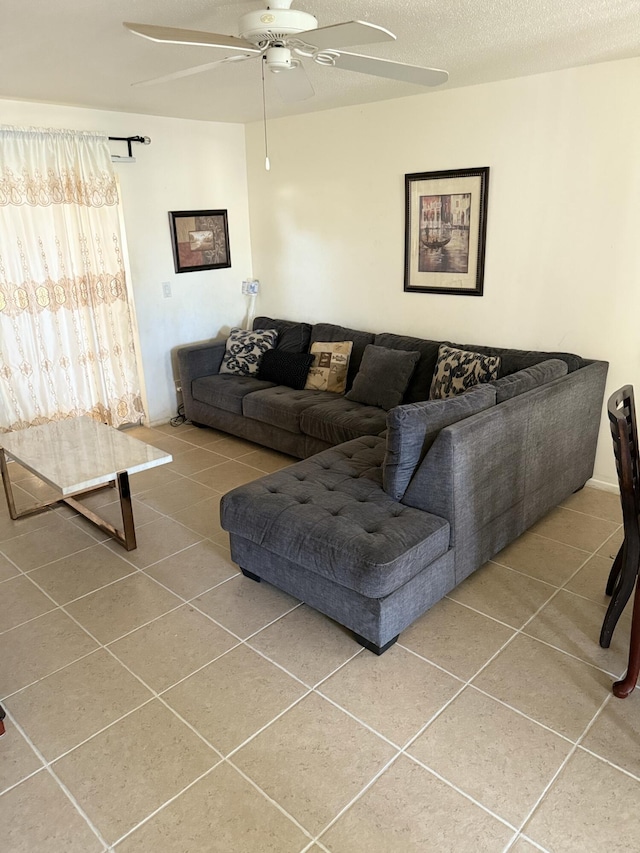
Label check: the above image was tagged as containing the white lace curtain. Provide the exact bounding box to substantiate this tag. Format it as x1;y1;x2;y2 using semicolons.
0;125;144;431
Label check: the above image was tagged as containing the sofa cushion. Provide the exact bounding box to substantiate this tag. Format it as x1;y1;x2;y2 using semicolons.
345;345;420;411
373;333;441;404
310;323;375;389
253;316;312;353
450;341;584;376
305;341;353;393
383;385;497;501
257;349;314;390
220;436;451;598
491;358;568;403
192;374;277;415
219;328;278;376
430;344;501;399
243;386;337;433
300;397;389;445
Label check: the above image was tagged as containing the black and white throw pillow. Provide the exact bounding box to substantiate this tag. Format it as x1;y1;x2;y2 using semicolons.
429;344;501;399
218;328;278;376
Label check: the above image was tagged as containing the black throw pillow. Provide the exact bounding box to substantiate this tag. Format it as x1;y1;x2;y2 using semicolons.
258;349;314;390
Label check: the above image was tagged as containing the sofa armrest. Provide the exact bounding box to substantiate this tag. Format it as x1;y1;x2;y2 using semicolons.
177;341;226;386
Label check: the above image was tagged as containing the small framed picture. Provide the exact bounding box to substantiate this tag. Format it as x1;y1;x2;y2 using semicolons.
404;167;489;296
169;209;231;273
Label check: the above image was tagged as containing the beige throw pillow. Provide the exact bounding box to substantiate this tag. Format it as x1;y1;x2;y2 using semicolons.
304;341;353;393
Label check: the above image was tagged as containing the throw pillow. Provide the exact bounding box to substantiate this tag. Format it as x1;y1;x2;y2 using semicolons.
304;341;353;393
429;344;501;400
345;345;420;410
258;349;314;390
383;385;498;501
218;328;278;376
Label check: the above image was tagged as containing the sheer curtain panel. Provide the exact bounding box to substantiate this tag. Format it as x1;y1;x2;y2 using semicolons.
0;126;144;431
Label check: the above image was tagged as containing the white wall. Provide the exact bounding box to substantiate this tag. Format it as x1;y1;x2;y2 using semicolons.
245;57;640;488
0;98;254;425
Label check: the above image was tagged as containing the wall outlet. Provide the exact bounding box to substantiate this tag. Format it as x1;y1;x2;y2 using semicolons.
242;279;260;295
162;281;172;298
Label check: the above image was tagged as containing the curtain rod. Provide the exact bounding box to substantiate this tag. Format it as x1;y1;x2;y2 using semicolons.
108;135;151;159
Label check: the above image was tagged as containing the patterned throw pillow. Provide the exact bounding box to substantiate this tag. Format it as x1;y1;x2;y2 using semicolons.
429;344;501;400
218;328;278;376
304;341;353;393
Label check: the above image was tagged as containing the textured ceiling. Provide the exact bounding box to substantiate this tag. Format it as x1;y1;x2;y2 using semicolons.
2;0;639;124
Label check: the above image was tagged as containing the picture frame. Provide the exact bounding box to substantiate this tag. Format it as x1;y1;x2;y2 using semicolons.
169;209;231;273
404;167;489;296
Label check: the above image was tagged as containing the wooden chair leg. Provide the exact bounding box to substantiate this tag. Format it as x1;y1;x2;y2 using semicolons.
613;579;640;698
606;543;623;596
600;542;639;648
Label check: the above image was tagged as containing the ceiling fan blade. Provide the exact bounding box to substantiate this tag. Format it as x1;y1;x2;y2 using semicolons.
272;63;315;102
330;51;448;87
123;22;260;53
132;54;255;88
300;20;395;50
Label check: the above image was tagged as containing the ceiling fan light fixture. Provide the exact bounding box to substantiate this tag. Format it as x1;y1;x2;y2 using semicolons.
265;46;293;71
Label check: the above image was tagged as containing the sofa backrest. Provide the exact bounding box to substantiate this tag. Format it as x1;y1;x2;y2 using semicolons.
448;340;585;376
490;358;568;403
401;360;609;584
253;316;312;353
373;332;440;403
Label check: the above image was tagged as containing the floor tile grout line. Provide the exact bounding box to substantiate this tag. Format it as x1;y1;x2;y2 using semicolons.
108;763;227;849
487;546;595;585
515;523;622;556
403;752;521;832
577;739;640;786
503;832;552;853
510;690;614;841
1;708;111;849
481;558;580;590
224;757;318;842
515;629;627;680
222;689;315;761
309;688;417;753
555;502;623;524
0;647;102;704
465;683;579;746
310;750;406;843
441;573;628;681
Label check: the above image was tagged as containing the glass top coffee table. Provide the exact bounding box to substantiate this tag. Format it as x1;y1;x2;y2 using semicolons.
0;417;172;551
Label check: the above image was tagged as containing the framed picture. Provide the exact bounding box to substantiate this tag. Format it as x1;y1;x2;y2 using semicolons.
404;167;489;296
169;209;231;273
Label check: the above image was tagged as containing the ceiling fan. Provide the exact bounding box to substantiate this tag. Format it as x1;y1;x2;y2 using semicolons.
124;0;449;102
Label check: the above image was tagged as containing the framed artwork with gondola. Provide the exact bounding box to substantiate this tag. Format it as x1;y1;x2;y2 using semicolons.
404;167;489;296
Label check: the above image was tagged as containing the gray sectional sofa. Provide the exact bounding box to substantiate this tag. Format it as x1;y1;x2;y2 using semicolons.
177;317;608;653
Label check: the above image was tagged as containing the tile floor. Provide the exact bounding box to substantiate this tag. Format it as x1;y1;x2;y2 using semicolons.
0;421;638;852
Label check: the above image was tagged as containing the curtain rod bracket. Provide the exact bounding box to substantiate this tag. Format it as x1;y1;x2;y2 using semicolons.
108;135;151;162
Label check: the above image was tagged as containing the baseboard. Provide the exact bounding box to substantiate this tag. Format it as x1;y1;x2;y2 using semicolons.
586;477;619;494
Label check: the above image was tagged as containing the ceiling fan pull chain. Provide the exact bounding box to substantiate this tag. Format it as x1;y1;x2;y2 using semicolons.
261;56;271;172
